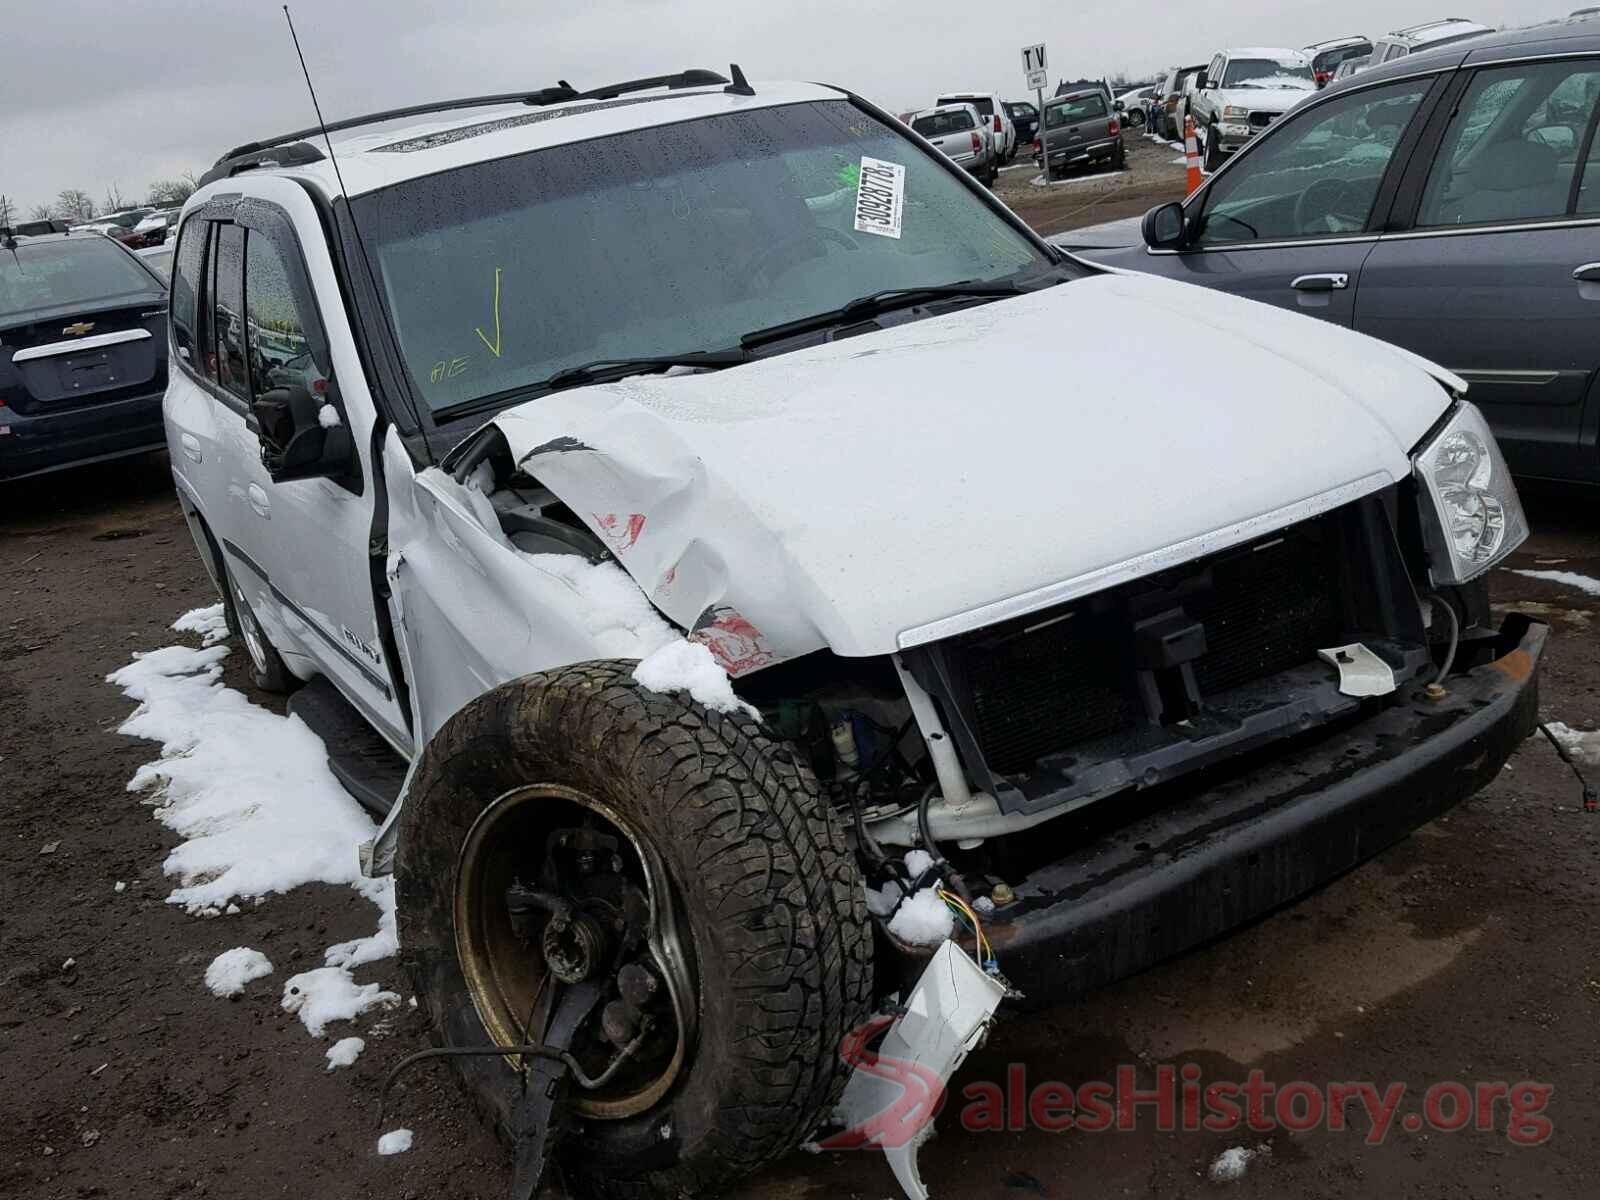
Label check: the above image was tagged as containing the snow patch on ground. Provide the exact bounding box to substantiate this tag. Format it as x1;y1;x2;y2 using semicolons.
107;610;401;1040
282;967;400;1038
326;1036;366;1070
1546;722;1600;767
377;1128;413;1155
172;604;229;646
204;947;274;997
107;641;380;910
633;639;758;716
1209;1146;1255;1181
1512;569;1600;598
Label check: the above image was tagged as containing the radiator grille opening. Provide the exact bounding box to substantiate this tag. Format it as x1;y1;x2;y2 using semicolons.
949;512;1344;775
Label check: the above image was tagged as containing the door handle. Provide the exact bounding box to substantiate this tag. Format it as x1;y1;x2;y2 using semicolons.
1291;273;1349;292
179;433;202;463
1572;262;1600;283
247;482;271;519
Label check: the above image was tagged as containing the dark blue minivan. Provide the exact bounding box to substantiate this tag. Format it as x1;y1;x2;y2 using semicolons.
1076;16;1600;487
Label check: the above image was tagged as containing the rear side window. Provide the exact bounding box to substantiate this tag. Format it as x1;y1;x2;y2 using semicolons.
171;221;205;369
1417;61;1600;228
243;231;319;401
213;224;249;401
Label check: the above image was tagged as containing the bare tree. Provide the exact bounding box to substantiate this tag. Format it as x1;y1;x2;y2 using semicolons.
146;172;199;206
30;202;54;221
56;189;97;221
103;184;133;213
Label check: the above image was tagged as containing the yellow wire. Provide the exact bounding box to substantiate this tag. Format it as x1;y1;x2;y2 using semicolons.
938;889;992;963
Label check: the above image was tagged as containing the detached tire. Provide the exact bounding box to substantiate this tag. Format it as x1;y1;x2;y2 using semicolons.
396;661;873;1198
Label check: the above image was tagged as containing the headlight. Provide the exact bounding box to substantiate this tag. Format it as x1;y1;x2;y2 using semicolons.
1412;401;1528;584
1222;105;1249;119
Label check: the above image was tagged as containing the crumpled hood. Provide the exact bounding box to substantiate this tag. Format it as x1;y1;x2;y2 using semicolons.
487;273;1453;665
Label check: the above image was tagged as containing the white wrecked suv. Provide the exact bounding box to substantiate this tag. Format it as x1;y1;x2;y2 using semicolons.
165;67;1544;1200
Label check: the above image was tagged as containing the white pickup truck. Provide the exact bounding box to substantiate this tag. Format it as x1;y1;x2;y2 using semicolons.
1191;47;1317;170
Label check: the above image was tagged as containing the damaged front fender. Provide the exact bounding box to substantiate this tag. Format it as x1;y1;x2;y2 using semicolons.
825;940;1008;1200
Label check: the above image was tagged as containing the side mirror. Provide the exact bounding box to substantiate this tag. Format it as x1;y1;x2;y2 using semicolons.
249;374;353;483
1142;201;1188;250
1114;100;1126;111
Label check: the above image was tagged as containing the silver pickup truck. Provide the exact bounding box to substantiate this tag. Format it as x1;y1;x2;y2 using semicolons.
908;103;997;185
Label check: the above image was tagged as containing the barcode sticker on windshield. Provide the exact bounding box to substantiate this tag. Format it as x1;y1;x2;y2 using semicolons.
854;157;905;239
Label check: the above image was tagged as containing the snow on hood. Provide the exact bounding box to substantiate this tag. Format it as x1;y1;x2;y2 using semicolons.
486;274;1452;665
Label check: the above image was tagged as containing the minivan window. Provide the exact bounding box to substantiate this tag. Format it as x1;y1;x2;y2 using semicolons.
212;223;249;401
354;100;1059;418
1417;61;1600;228
244;232;320;402
1196;80;1430;244
913;110;975;136
170;221;205;368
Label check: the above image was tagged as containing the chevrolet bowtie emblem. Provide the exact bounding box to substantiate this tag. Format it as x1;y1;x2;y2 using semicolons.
62;321;96;336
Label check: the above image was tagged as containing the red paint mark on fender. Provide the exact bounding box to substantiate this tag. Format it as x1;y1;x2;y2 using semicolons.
593;512;646;551
691;608;776;676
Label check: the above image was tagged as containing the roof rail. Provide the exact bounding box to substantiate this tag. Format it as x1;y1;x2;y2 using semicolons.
210;69;730;167
196;140;328;189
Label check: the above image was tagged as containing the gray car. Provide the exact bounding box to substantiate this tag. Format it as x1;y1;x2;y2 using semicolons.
1037;88;1126;176
1077;16;1600;486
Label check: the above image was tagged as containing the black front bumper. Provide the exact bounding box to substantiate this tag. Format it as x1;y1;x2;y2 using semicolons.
895;617;1546;1006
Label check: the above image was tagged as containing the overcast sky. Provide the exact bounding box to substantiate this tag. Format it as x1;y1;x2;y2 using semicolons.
0;0;1568;215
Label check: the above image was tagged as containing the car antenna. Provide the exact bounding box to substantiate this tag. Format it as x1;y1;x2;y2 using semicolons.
725;63;755;97
279;5;433;454
283;6;354;203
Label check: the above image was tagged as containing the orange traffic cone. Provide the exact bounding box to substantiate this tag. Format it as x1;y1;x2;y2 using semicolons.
1184;115;1203;196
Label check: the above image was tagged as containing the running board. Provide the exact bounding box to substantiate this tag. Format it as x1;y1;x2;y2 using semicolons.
287;677;407;815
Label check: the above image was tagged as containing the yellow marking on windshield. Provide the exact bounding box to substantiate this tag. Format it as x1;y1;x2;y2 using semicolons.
475;267;504;358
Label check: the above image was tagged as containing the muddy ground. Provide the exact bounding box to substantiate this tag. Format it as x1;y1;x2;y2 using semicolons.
2;160;1597;1199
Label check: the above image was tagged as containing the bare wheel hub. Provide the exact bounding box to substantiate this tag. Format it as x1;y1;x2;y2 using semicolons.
455;784;697;1119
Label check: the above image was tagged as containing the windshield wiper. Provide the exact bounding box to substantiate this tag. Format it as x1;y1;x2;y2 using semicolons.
432;350;749;423
542;350;749;390
739;280;1034;348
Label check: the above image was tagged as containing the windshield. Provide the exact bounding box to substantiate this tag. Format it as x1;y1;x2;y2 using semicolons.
1045;94;1108;126
913;110;975;136
1224;58;1315;89
354;99;1053;417
0;237;161;318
